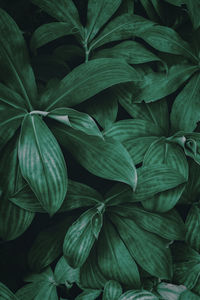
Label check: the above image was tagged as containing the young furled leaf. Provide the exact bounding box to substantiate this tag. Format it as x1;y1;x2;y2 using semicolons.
86;0;122;42
52;123;137;190
18;114;67;215
170;72;200;132
0;8;37;110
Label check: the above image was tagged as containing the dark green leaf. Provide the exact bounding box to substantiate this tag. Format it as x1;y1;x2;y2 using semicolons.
185;0;200;29
52;124;137;189
102;280;122;300
119;290;159;300
111;213;172;279
97;218;141;287
75;289;101;300
0;8;37;109
170;72;200;132
86;0;122;42
42;58;141;110
54;256;79;284
186;205;200;252
18;114;67;215
0;282;18;300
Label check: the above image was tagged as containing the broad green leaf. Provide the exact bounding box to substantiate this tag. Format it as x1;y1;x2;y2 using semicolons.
63;207;101;268
119;290;159;300
104;183;137;207
90;14;154;50
185;0;200;29
0;282;18;300
110;204;185;240
157;282;187;300
16;281;58;300
135;164;186;201
30;22;74;53
28;218;73;272
80;246;107;289
185;205;200;252
52;124;137;189
170;72;200;132
0;8;37;109
0;82;28;110
142;139;188;211
42;58;141;110
18;114;67;215
180;290;200;300
82;88;118;130
54;256;79;284
141;0;164;23
86;0;122;42
93;41;163;65
102;280;122;300
97;218;141;287
139;24;197;61
31;0;83;34
123;64;198;103
0;136;34;240
75;290;101;300
104;119;163;143
48;107;102;137
111;213;172;279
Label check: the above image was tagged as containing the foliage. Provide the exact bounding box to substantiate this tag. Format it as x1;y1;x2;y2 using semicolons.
0;0;200;299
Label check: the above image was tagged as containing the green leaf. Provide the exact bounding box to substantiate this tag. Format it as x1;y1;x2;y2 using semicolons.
42;58;141;110
93;41;164;65
157;282;187;300
119;0;134;14
185;0;200;29
180;290;200;300
123;64;198;103
139;24;197;61
97;218;141;287
104;119;163;143
30;22;74;53
90;13;154;50
31;0;83;34
170;72;200;132
18;114;67;215
0;282;18;300
63;207;101;268
86;0;122;42
104;183;136;207
102;280;122;300
16;281;58;300
0;82;28;110
48;107;102;137
0;8;37;110
91;210;104;239
119;290;159;300
142;139;188;211
82;88;118;130
110;204;185;240
54;256;79;284
75;290;101;300
28;217;74;272
0;136;35;240
186;205;200;252
52;124;137;189
111;213;173;279
135;164;186;201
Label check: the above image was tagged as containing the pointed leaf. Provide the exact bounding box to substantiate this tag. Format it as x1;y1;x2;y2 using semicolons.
18;114;67;215
52;124;137;189
102;280;122;300
0;8;37;109
97;218;141;287
171;72;200;132
42;58;141;110
86;0;122;41
185;205;200;252
111;213;173;279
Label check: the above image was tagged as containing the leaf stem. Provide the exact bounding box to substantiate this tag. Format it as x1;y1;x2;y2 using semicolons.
29;110;48;117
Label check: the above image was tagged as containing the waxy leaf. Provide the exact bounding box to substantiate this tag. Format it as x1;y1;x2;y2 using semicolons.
86;0;122;42
102;280;122;300
119;290;158;300
63;207;101;268
90;14;154;50
52;124;137;189
185;205;200;252
171;72;200;132
0;8;37;110
111;214;173;279
42;58;141;110
18;114;67;215
97;218;141;287
30;22;74;52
